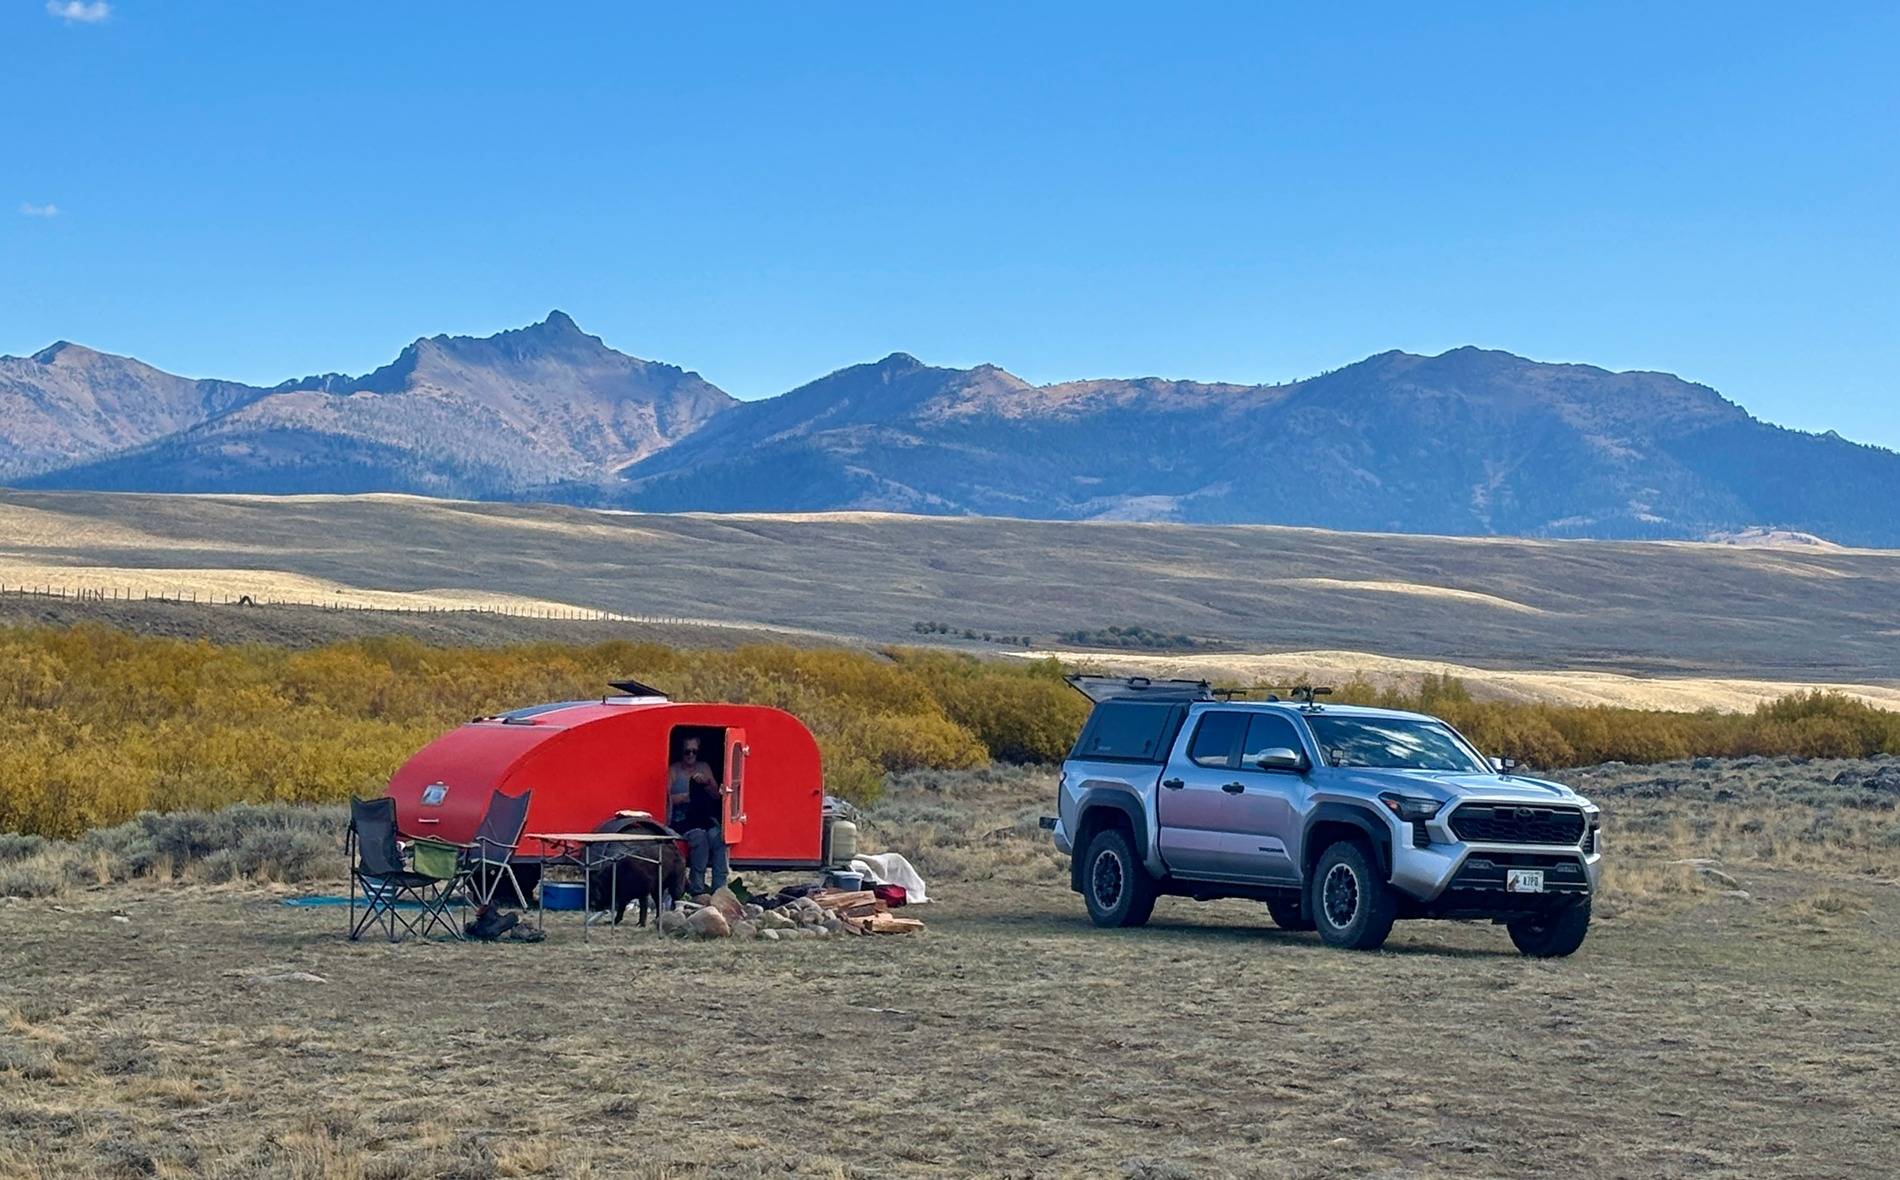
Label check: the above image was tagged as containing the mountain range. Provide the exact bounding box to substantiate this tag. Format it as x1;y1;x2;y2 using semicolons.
5;312;1897;545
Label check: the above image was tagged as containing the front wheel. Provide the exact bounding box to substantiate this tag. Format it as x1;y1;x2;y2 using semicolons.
1311;841;1397;950
1080;826;1157;928
1507;900;1591;957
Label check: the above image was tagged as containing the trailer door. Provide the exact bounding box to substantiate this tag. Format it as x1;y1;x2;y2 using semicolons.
724;729;748;847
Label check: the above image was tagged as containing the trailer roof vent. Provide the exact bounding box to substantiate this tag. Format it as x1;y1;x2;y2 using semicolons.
606;677;670;703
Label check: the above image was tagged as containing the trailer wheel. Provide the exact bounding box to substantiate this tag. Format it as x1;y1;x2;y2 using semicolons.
1081;826;1157;928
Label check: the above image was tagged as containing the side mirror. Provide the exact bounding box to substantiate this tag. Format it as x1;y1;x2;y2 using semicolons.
1253;747;1307;772
1491;756;1518;773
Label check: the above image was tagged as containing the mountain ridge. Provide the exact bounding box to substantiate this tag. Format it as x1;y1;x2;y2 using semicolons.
6;316;1897;545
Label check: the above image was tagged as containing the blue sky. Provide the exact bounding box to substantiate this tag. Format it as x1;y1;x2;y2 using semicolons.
5;2;1897;446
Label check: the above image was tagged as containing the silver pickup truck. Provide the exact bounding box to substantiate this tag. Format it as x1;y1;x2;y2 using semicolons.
1047;676;1602;955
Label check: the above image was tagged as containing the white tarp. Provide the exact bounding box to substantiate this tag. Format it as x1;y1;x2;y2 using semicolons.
849;852;929;905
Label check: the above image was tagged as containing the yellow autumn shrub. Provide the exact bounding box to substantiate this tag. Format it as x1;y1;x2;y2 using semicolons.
1;622;1896;838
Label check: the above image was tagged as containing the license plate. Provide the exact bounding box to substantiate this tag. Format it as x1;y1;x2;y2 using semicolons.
1506;869;1545;894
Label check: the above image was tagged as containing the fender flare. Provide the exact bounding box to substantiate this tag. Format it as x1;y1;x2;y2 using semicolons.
1068;784;1153;889
1302;801;1394;878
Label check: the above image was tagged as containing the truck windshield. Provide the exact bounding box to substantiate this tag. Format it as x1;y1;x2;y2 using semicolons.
1303;715;1487;773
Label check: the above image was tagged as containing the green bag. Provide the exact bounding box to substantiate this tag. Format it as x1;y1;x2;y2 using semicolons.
411;838;459;881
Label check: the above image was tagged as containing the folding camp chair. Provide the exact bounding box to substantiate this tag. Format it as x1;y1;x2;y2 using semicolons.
346;797;462;942
426;788;534;913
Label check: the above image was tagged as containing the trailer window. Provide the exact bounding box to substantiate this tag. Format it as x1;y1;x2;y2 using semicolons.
1073;702;1181;763
728;741;745;819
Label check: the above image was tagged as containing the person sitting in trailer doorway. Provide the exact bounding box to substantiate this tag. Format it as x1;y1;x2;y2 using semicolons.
668;735;728;896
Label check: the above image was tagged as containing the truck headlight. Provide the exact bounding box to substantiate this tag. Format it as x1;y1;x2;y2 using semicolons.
1378;793;1443;822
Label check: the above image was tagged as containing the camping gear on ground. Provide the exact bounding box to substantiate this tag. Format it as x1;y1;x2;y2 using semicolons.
384;682;828;885
849;852;931;905
347;796;462;942
873;883;907;907
540;881;586;911
824;817;859;866
824;869;864;892
465;903;521;941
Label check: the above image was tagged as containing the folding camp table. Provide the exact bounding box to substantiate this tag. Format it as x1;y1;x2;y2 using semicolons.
528;832;675;941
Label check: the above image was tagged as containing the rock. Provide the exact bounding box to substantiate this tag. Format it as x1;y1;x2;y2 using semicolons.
742;903;764;919
241;971;327;987
759;909;795;931
656;910;691;937
759;928;781;941
687;907;731;939
1721;890;1752;902
729;920;757;941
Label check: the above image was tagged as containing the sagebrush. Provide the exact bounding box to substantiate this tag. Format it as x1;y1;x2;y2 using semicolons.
1;624;1897;839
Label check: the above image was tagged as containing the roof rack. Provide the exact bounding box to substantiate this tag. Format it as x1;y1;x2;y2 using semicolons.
1064;674;1214;704
1264;684;1334;708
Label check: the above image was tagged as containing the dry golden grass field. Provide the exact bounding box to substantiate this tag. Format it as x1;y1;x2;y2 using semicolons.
4;761;1897;1179
6;491;1900;703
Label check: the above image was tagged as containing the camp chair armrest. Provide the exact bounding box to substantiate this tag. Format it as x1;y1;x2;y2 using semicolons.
407;835;474;850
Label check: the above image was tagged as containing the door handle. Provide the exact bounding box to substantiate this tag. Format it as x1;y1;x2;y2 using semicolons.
1221;782;1245;794
1161;778;1185;790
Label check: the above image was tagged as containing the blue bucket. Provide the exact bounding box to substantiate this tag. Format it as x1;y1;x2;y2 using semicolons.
541;881;585;911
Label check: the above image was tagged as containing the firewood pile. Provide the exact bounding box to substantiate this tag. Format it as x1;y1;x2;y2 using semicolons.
656;885;923;940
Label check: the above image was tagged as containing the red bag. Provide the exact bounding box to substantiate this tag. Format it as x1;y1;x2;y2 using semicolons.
872;883;907;908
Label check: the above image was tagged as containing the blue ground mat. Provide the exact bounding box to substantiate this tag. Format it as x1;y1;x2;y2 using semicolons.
283;894;435;910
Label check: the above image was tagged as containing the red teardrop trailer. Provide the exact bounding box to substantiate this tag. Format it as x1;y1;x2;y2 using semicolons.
385;680;828;883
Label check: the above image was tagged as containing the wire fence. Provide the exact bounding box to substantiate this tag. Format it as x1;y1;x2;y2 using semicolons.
0;582;711;626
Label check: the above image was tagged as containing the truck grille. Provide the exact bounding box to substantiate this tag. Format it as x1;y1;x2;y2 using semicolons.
1450;804;1585;845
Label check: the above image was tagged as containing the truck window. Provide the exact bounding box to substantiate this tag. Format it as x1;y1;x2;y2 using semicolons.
1241;713;1305;766
1303;715;1487;772
1073;702;1181;762
1187;711;1248;768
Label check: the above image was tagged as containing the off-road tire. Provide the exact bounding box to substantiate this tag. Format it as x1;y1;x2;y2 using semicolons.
1507;899;1591;958
1266;897;1316;932
1081;826;1157;928
1311;840;1397;950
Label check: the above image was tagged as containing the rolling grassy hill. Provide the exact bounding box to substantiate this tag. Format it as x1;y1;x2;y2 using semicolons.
3;491;1897;698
